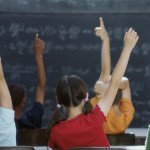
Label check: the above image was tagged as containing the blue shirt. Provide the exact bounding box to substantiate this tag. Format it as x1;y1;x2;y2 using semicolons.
15;102;44;131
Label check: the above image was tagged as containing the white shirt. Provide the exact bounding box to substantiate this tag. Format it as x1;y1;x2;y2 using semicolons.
0;107;16;146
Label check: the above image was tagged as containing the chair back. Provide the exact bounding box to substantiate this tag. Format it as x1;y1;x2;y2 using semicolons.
68;148;126;150
0;146;34;150
17;128;48;146
106;133;135;145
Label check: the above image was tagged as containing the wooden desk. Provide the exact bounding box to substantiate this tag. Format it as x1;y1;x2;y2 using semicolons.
126;128;148;145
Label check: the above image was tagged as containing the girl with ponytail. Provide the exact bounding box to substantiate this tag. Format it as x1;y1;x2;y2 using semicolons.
48;23;139;150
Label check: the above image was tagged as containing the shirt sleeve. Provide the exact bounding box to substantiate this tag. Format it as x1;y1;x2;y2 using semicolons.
19;102;44;128
89;105;106;126
48;131;57;149
90;97;101;108
0;107;16;146
0;107;14;121
104;98;135;134
119;98;135;124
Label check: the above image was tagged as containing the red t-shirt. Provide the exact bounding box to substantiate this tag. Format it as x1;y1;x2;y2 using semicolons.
48;106;109;150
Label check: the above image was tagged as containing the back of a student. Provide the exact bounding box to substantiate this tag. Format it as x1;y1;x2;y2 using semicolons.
47;21;139;149
48;105;109;150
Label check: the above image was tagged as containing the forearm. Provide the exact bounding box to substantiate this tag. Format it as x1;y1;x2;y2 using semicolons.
110;49;131;89
35;56;46;88
35;56;46;104
100;39;111;82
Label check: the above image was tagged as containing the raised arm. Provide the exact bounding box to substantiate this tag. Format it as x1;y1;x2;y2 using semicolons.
0;58;12;109
34;34;46;105
95;17;110;82
99;28;139;116
119;77;131;100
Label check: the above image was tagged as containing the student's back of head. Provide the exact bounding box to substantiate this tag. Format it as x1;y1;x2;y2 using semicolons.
8;84;26;109
56;75;93;114
48;75;93;136
56;75;87;107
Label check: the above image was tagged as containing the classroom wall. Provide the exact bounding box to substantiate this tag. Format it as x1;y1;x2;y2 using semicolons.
0;0;150;128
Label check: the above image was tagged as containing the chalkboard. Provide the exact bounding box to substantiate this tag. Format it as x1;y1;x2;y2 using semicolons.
0;0;150;13
0;12;150;128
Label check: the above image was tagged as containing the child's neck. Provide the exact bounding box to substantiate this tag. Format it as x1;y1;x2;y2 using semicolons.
67;102;83;120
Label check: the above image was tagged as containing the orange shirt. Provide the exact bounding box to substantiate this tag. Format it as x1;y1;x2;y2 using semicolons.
90;97;135;134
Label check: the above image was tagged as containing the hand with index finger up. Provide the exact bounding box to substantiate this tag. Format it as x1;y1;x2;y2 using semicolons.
95;17;109;41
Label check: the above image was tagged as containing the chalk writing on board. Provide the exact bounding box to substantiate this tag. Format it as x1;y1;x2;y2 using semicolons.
0;13;150;128
0;0;148;13
130;81;144;97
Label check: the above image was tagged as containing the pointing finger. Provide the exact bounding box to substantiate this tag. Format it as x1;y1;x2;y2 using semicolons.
35;33;39;40
100;17;105;28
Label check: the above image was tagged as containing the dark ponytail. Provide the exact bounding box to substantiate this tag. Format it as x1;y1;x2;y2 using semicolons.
47;105;67;138
47;75;91;137
83;100;93;115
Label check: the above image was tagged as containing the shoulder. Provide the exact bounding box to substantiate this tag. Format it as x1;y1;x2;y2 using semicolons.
89;105;106;124
28;102;44;113
0;107;15;119
0;107;16;146
90;97;101;107
34;101;44;107
119;98;134;110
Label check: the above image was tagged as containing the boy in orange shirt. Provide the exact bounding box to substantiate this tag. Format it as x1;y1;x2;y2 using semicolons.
90;18;135;134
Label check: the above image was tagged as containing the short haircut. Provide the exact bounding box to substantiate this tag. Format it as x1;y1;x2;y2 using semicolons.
8;84;26;108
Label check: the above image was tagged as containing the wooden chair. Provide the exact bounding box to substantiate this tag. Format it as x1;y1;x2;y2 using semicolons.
106;133;135;145
0;146;34;150
17;128;48;146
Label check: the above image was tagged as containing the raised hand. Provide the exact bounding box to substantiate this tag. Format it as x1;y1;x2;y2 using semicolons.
98;27;139;116
34;34;45;56
123;28;139;53
95;17;109;41
34;34;46;105
95;17;111;82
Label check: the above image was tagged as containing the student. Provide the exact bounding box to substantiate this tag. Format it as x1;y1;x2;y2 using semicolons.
8;34;46;131
0;57;16;146
92;77;135;134
47;27;139;149
91;18;135;134
90;17;111;105
105;77;135;134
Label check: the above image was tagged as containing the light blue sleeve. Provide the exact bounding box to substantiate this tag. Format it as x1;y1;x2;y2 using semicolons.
0;107;16;146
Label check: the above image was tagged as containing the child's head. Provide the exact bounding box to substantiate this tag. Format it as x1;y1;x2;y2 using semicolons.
48;75;93;137
8;84;26;109
56;75;87;107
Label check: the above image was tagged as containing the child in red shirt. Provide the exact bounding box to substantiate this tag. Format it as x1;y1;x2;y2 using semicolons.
48;19;139;150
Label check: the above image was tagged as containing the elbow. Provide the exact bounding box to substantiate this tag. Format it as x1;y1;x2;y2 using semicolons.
122;77;129;85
